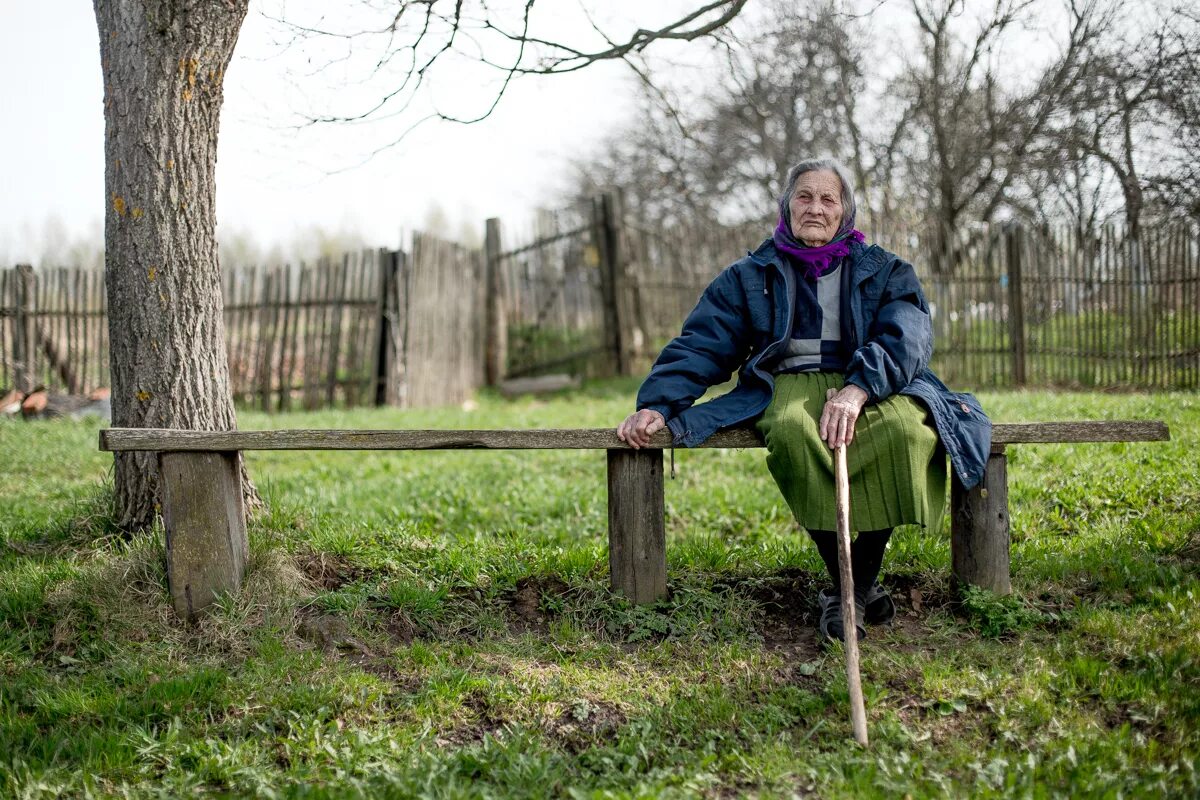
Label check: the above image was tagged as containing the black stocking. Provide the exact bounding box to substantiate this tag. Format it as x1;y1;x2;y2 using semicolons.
807;528;893;591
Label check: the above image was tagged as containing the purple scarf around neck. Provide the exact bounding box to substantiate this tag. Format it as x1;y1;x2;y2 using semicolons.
772;217;865;279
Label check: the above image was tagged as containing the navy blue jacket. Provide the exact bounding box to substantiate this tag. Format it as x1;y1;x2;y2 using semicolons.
637;238;992;490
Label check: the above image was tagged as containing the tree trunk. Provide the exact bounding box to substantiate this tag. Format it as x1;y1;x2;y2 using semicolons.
94;0;257;530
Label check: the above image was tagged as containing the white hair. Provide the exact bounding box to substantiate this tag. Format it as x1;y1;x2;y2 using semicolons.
778;158;857;233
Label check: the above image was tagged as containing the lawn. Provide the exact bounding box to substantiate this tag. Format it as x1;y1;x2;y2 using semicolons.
1;381;1198;798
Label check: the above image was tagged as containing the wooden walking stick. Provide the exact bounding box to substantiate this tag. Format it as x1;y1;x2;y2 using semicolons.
834;440;869;746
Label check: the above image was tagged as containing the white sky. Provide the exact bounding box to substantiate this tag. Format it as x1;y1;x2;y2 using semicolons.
0;1;642;264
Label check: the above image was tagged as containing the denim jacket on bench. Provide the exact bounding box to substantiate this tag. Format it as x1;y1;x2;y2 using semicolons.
636;238;993;490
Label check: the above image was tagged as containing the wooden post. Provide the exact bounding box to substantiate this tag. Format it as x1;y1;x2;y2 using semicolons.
325;255;349;407
276;265;296;411
257;268;277;412
607;448;667;603
950;448;1012;595
483;218;508;386
1007;225;1027;387
13;264;35;394
373;249;399;406
593;193;630;376
158;451;249;623
393;248;411;407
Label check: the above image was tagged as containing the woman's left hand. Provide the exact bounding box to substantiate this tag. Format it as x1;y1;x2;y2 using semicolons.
821;385;869;449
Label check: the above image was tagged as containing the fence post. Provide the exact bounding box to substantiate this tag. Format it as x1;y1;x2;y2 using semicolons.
483;218;508;386
394;248;411;407
1007;225;1027;386
594;192;634;376
13;265;35;394
373;249;399;406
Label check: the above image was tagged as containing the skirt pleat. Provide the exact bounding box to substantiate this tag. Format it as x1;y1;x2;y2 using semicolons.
755;372;947;534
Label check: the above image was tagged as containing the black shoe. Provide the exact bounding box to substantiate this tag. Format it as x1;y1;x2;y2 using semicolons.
862;582;896;626
818;587;866;642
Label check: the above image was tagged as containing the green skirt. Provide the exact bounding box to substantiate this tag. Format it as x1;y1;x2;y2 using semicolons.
755;372;947;534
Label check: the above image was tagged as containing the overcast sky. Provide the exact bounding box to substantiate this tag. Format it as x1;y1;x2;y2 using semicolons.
0;2;640;265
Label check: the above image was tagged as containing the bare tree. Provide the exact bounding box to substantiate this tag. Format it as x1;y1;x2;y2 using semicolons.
568;94;714;228
93;0;754;530
566;0;1191;280
570;0;1133;258
1040;1;1200;367
695;1;871;222
884;0;1106;271
974;0;1200;242
567;1;871;230
264;1;750;145
1083;4;1200;225
1144;18;1200;222
1056;36;1160;238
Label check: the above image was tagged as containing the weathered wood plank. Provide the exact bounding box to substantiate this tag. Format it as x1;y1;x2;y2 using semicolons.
101;420;1169;452
607;448;666;603
497;374;582;398
159;451;248;623
99;427;744;451
483;218;508;387
951;450;1011;595
990;420;1170;444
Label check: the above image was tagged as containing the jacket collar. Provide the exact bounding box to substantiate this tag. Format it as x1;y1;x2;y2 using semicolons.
747;237;778;267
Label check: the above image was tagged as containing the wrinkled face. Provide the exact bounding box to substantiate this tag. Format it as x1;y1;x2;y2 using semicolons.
788;170;844;246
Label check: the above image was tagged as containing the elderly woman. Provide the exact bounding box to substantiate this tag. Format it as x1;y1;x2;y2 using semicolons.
617;158;991;642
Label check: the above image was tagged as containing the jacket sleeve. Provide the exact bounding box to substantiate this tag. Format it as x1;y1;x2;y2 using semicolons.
844;258;933;403
637;266;753;422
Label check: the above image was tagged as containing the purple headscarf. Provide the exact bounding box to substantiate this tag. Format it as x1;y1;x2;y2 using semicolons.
773;160;864;279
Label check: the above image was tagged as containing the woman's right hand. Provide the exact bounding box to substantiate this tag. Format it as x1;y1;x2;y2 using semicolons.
616;409;666;449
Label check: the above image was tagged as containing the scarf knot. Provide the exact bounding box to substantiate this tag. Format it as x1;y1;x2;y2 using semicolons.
772;218;864;279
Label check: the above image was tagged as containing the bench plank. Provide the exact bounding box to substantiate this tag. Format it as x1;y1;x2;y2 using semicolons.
100;420;1169;452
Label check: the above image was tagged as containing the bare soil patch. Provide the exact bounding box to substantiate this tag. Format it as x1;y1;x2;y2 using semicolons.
296;550;378;591
507;575;570;633
543;698;628;753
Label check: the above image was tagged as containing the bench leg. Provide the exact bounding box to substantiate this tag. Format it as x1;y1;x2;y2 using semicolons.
159;451;249;623
607;449;667;603
950;448;1012;595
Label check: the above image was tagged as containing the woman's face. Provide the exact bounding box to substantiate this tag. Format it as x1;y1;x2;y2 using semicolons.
788;170;844;246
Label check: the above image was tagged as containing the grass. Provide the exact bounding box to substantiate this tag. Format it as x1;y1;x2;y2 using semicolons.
1;381;1198;798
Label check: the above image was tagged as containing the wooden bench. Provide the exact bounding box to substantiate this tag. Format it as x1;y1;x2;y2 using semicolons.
100;421;1169;622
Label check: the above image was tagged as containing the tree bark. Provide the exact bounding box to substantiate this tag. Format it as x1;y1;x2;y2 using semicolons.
94;0;257;530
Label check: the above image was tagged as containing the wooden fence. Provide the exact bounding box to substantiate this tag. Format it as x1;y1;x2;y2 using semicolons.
3;212;1196;407
0;265;109;398
222;250;384;411
402;234;487;407
0;233;488;409
487;201;608;379
915;222;1200;389
222;236;486;410
489;202;1200;391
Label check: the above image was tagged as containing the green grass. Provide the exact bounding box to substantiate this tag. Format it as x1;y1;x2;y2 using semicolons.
1;382;1198;798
